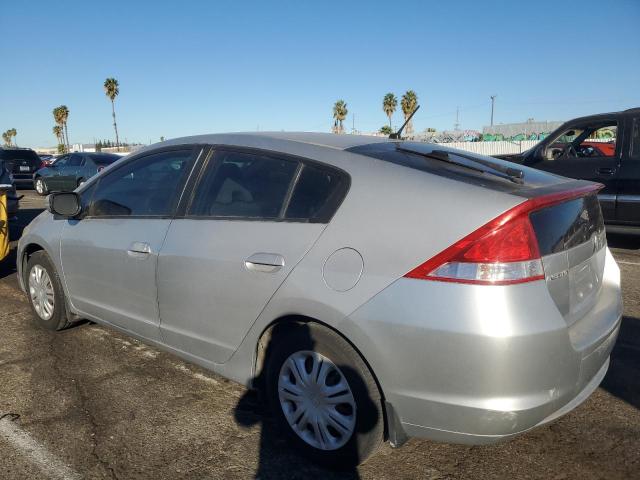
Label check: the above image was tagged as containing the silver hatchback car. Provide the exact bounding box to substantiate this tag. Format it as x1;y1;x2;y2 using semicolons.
18;133;622;466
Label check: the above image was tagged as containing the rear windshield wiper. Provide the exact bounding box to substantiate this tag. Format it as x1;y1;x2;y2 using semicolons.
395;145;525;184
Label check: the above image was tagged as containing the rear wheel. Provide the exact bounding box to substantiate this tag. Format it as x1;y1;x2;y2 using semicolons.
34;177;48;196
264;323;384;467
25;251;73;331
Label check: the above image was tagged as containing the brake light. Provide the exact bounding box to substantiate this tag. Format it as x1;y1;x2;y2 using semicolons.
404;184;602;285
39;162;46;169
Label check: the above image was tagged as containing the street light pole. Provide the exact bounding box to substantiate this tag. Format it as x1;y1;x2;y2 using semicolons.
490;95;496;126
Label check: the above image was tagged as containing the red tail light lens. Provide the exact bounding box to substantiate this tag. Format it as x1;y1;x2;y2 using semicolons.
405;184;602;285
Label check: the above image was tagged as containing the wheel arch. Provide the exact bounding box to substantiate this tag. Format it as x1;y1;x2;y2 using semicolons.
253;314;390;440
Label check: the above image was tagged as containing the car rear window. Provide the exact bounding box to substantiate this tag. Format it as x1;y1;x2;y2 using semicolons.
529;193;605;255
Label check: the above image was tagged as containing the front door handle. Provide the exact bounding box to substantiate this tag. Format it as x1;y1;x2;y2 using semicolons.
597;167;616;176
245;252;285;273
127;241;151;256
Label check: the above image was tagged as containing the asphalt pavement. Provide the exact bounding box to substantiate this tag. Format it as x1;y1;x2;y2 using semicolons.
0;191;638;479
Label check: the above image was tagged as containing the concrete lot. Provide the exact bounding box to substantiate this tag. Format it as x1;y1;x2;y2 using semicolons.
1;191;639;480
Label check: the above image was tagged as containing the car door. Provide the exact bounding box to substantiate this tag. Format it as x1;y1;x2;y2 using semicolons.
616;115;640;224
530;119;621;221
157;147;349;363
45;154;70;191
57;153;85;190
60;146;199;340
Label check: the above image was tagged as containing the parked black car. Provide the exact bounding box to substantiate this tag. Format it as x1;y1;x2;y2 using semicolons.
33;152;120;195
496;107;640;231
0;158;19;216
0;147;43;188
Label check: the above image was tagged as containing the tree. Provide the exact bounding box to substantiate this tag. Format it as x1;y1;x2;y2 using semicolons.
53;106;70;152
8;128;16;146
332;100;348;134
382;93;397;129
104;77;120;150
52;125;63;148
2;131;10;146
401;90;419;137
379;125;393;135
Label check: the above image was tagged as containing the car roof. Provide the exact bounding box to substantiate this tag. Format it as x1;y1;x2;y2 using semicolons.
157;132;393;151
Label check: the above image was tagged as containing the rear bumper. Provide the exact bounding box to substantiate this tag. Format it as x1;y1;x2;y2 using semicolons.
346;249;623;445
13;174;35;187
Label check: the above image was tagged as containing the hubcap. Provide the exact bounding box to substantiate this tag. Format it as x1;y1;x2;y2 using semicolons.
278;351;356;450
28;265;55;321
35;179;43;194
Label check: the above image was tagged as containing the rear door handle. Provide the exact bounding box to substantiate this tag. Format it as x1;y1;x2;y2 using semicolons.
245;252;285;273
597;167;616;176
128;241;151;256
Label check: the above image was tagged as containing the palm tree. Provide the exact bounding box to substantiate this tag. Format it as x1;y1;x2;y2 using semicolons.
8;128;16;146
379;125;393;135
2;131;10;147
52;126;63;147
382;93;397;129
104;77;120;150
401;90;419;137
332;100;348;134
53;106;70;152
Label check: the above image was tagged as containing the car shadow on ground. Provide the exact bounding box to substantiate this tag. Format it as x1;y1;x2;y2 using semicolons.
234;323;376;479
607;232;640;250
601;316;640;409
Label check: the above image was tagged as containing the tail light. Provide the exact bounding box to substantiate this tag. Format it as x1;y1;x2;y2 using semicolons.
405;184;602;285
39;161;46;169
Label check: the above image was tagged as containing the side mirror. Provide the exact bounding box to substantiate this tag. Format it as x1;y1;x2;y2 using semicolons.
47;192;81;217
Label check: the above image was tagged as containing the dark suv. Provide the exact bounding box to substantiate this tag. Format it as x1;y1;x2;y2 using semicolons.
496;107;640;232
0;148;43;188
0;158;19;216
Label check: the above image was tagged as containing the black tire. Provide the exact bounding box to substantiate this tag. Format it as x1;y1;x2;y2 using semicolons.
264;322;384;468
34;177;48;196
25;251;73;331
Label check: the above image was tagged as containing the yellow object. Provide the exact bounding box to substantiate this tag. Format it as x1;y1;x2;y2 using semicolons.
0;192;9;261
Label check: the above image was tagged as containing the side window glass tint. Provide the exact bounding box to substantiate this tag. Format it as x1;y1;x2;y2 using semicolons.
285;164;346;222
631;117;640;160
55;155;70;167
68;155;84;167
189;151;298;219
89;149;193;217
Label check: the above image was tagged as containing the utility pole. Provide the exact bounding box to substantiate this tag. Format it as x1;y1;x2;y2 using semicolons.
454;106;460;131
490;95;496;126
352;114;355;134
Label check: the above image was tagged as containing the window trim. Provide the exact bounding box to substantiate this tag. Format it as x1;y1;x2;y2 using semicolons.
629;116;640;160
79;144;203;220
181;145;351;224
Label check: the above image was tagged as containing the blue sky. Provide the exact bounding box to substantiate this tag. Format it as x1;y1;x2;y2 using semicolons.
2;0;639;147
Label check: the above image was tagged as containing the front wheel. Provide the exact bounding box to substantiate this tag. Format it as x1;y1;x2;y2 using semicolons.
265;323;384;467
34;177;48;196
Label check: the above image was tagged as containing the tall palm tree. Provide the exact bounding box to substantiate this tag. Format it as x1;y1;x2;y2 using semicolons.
58;105;70;151
53;106;69;152
401;90;419;137
382;93;397;129
104;77;120;150
332;100;348;134
52;126;63;146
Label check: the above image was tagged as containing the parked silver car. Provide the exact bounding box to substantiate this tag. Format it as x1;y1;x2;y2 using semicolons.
17;133;622;466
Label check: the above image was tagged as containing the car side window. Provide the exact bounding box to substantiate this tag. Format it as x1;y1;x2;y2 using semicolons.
55;155;70;167
189;150;299;219
88;149;194;217
631;117;640;160
285;163;348;222
546;123;617;160
68;154;85;167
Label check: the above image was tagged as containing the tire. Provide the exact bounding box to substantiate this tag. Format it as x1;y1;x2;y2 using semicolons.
25;251;73;331
264;322;384;468
34;177;48;196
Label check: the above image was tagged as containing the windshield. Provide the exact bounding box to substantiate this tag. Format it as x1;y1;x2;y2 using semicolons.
0;149;40;163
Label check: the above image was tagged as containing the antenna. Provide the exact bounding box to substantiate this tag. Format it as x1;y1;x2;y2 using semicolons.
389;105;420;139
